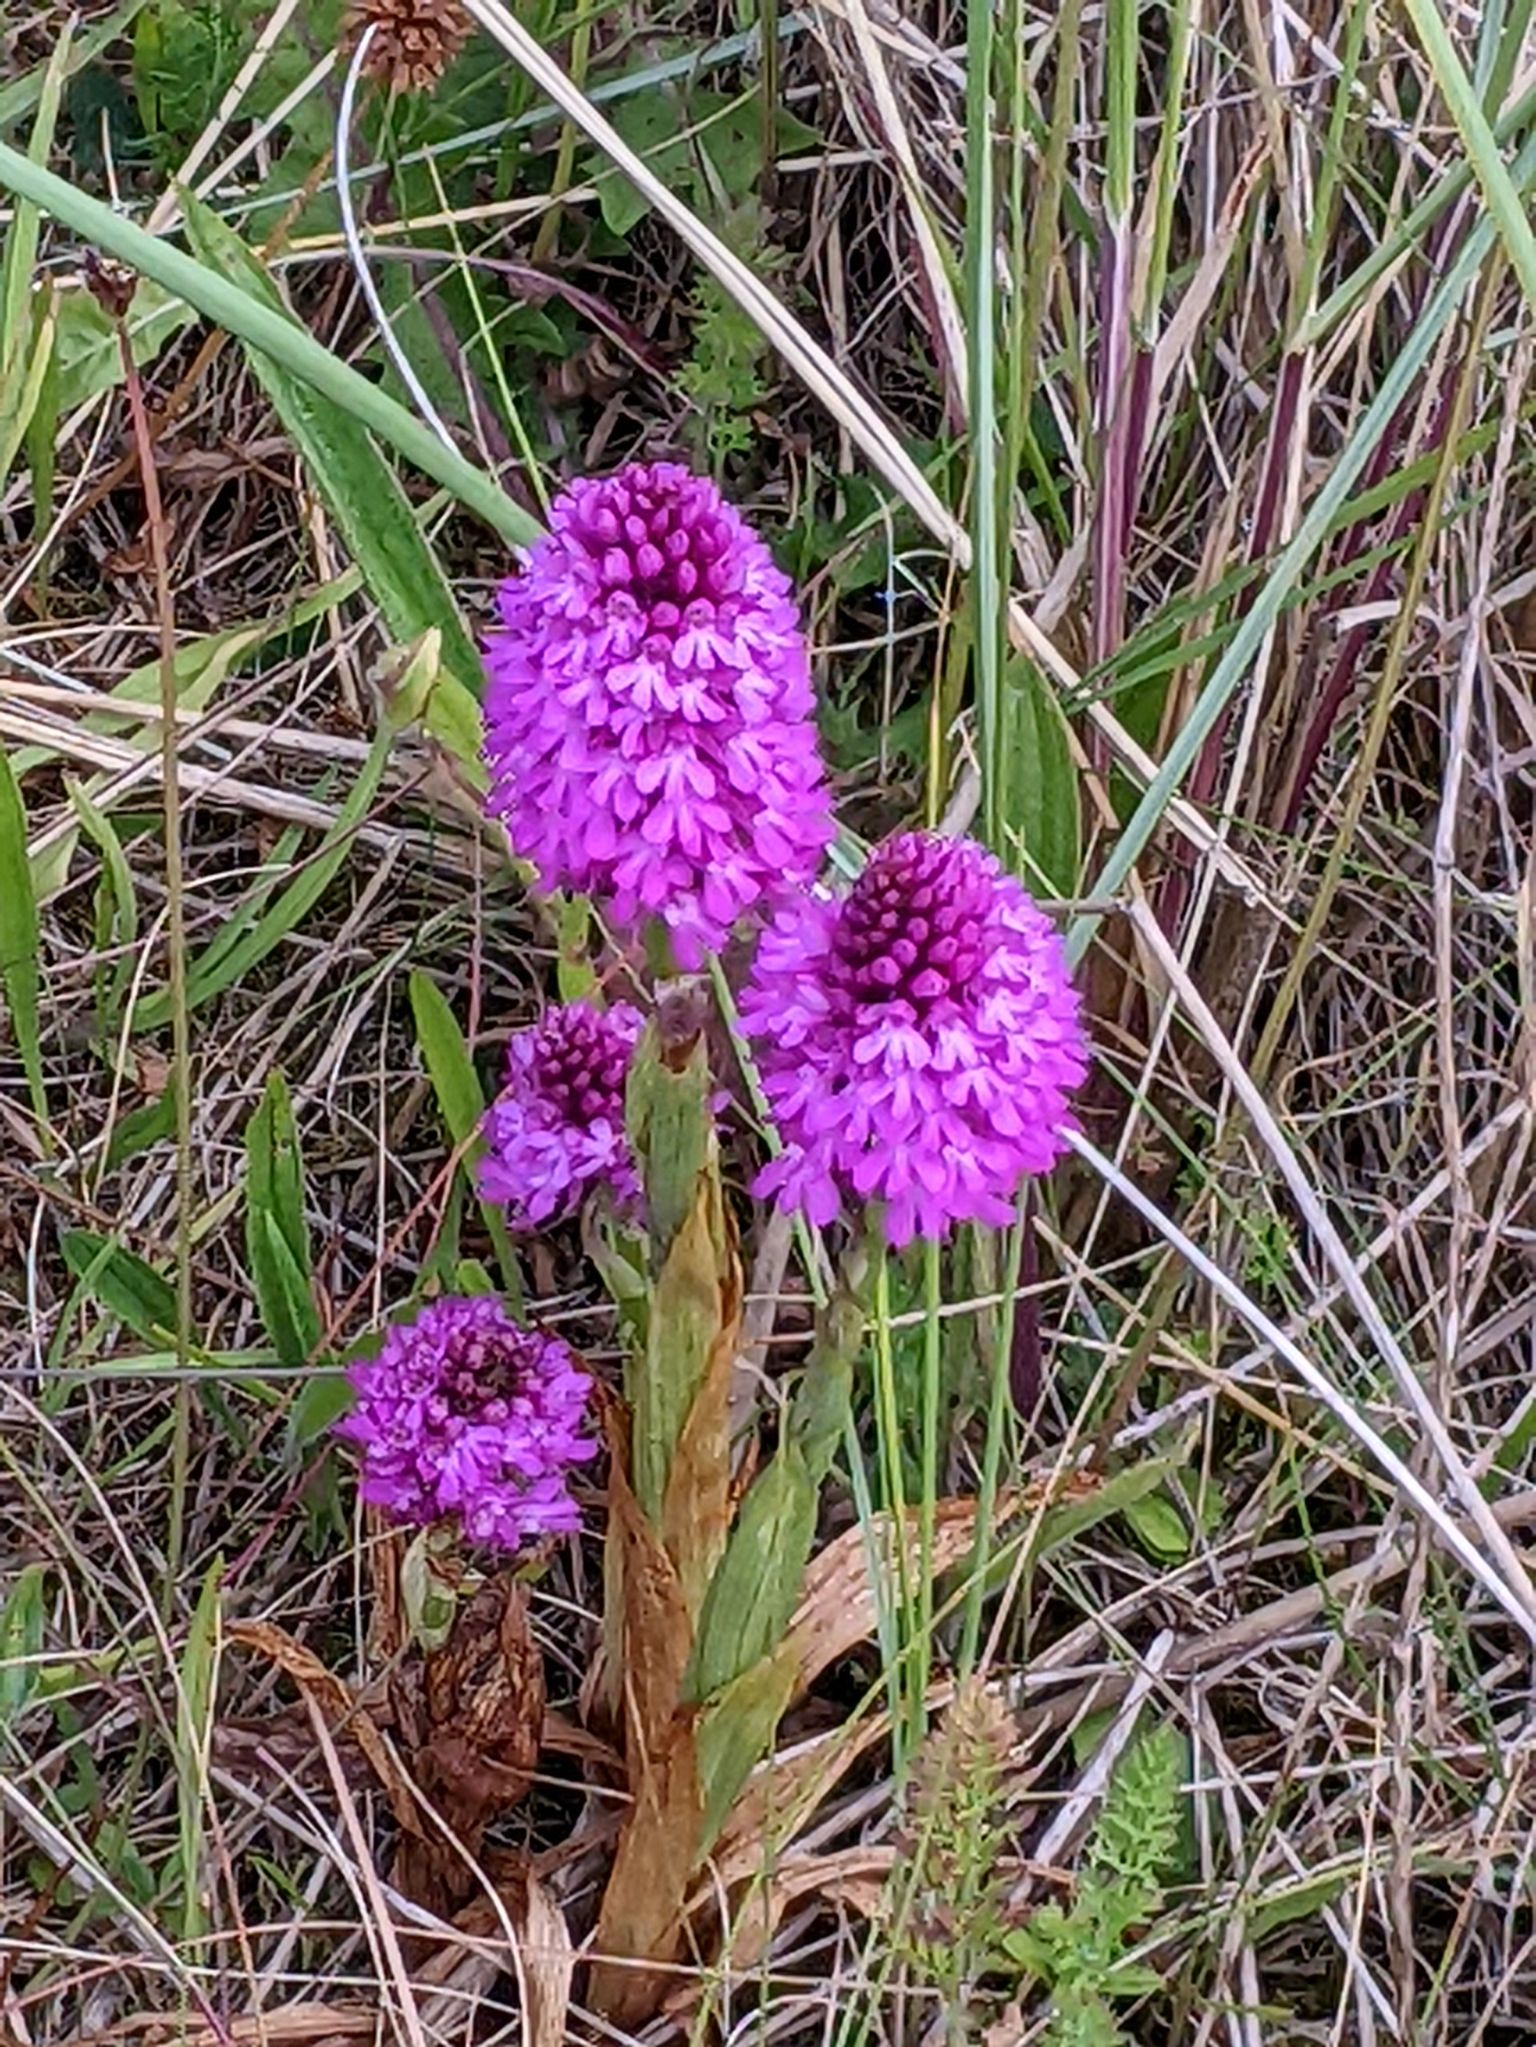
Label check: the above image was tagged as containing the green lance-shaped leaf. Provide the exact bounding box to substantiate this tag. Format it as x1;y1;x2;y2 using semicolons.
174;1556;221;1944
0;1563;48;1721
407;969;522;1307
178;196;487;763
60;1230;176;1343
687;1272;864;1703
244;1072;322;1369
626;1010;713;1270
999;653;1081;896
694;1643;800;1855
688;1445;817;1705
0;744;46;1123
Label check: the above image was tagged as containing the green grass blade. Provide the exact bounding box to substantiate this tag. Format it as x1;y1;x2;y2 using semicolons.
1400;0;1536;309
179;195;487;693
0;24;70;363
965;0;1001;845
0;141;539;551
175;1557;221;1944
1068;219;1497;965
67;779;139;1038
133;728;389;1033
0;745;46;1122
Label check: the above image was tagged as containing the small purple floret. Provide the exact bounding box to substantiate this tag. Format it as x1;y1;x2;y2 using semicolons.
740;832;1089;1246
335;1296;597;1551
479;1000;643;1230
482;461;834;965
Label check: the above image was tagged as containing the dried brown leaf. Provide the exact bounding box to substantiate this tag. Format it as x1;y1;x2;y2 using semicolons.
226;1619;424;1836
707;1710;893;1887
785;1494;1012;1700
682;1846;896;1988
392;1578;545;1910
608;1454;694;1759
587;1715;702;2027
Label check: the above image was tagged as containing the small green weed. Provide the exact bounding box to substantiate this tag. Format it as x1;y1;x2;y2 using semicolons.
1003;1722;1185;2044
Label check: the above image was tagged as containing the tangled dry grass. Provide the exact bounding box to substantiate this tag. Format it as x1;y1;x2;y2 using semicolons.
2;0;1535;2041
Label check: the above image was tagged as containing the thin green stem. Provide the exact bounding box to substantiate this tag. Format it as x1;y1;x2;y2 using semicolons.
913;1233;943;1748
959;1197;1028;1674
871;1239;915;1777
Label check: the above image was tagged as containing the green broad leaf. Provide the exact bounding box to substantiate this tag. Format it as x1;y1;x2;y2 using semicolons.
104;1083;178;1172
627;1025;713;1268
1119;1488;1191;1562
593;96;694;235
1070;1705;1119;1770
1246;1867;1351;1939
244;1072;322;1369
51;276;195;410
286;1370;354;1450
999;654;1080;896
407;969;521;1306
453;1257;497;1297
694;1643;798;1853
1033;1457;1188;1560
0;745;46;1122
0;1563;48;1720
59;1229;176;1343
179;195;484;698
401;1525;460;1652
252;1212;322;1372
688;1445;817;1703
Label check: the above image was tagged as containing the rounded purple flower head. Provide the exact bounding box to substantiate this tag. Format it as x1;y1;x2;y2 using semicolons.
740;832;1089;1247
336;1296;598;1551
483;461;834;966
479;1000;643;1230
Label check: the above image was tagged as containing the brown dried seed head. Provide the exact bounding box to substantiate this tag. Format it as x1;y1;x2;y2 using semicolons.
343;0;469;96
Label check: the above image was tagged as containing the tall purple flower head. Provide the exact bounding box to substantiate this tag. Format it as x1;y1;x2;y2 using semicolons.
335;1296;598;1551
479;1000;643;1230
740;832;1089;1247
482;461;834;966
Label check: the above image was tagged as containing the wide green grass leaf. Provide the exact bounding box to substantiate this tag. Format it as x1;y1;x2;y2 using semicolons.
60;1230;176;1343
408;968;522;1304
0;139;538;553
0;746;46;1121
244;1073;322;1370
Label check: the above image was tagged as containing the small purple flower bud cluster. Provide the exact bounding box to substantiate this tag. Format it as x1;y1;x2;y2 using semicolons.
479;1000;643;1231
336;1296;597;1551
741;832;1088;1246
483;461;833;968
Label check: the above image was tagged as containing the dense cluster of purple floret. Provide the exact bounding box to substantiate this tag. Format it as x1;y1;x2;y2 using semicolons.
340;461;1088;1552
